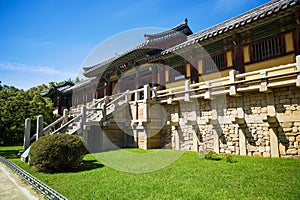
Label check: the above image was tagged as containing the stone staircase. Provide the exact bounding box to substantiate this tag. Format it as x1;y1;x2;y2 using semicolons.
21;85;160;161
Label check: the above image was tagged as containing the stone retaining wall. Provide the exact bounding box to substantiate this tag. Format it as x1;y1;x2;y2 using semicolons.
163;86;300;157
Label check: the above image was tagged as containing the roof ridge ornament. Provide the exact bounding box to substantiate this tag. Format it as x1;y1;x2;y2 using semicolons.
144;18;192;42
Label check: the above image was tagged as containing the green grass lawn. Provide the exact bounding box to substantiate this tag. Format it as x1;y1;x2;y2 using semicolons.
1;146;300;200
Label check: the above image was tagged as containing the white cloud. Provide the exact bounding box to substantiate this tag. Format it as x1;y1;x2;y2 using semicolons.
0;61;78;89
0;61;76;77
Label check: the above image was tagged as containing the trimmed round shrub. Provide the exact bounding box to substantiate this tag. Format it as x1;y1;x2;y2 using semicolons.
29;134;86;172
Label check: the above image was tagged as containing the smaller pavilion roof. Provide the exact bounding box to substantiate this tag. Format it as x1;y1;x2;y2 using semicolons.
41;82;74;97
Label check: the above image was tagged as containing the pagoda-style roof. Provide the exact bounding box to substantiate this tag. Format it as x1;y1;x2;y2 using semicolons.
83;19;193;77
148;0;300;60
64;77;96;93
144;19;193;43
41;82;74;97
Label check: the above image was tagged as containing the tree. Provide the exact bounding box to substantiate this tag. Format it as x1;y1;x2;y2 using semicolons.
0;84;53;145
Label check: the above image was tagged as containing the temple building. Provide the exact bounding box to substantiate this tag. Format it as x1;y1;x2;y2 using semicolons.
55;0;300;108
36;0;300;157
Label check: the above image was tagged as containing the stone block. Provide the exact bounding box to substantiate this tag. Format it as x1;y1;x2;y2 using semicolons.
263;126;269;131
225;150;231;154
288;137;295;142
279;143;286;155
292;110;300;115
296;135;300;142
229;134;238;138
286;106;296;111
292;127;298;132
229;129;235;134
184;136;189;141
248;145;257;152
229;146;235;151
259;146;265;152
285;132;297;136
263;152;271;157
294;122;300;126
265;146;271;152
286;149;298;155
283;128;292;132
261;107;267;113
253;152;262;157
282;122;293;128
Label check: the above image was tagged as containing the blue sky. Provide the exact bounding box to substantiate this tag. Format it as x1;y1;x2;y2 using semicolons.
0;0;269;90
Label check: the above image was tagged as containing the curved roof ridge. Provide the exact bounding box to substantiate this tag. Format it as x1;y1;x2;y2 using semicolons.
149;0;299;60
188;0;285;40
144;18;192;41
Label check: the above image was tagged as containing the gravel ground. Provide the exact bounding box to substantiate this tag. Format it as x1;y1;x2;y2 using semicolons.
0;163;42;200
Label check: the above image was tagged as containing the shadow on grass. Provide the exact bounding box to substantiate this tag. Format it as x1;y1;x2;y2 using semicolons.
208;157;222;161
0;149;22;159
35;159;105;174
67;160;104;173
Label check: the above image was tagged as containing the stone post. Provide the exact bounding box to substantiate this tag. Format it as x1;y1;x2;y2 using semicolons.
213;129;219;153
236;97;246;155
24;118;31;150
269;128;279;158
134;90;138;101
267;93;276;117
204;82;211;99
81;105;86;129
143;84;150;102
229;70;237;96
133;128;138;148
63;109;68;124
36;115;43;140
172;126;179;150
184;79;190;102
101;102;106;120
266;92;279;157
143;85;150;121
296;55;300;87
239;128;246;155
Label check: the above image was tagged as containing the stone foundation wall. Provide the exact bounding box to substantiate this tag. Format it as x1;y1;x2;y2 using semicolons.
164;86;300;157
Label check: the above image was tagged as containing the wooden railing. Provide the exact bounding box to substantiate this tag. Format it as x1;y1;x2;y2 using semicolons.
24;56;300;147
157;55;300;103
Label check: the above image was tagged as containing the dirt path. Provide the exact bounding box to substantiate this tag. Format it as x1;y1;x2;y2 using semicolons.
0;163;41;200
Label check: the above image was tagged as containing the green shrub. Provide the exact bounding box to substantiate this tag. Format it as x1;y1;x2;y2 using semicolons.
224;154;234;163
29;134;86;172
204;150;221;160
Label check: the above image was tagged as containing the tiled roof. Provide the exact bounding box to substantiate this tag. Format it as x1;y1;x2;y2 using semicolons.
83;19;193;77
64;77;96;92
83;0;299;79
41;82;74;97
83;42;147;76
144;18;193;43
148;0;300;60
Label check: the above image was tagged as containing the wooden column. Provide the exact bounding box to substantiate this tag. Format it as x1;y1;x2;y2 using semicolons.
151;67;158;85
294;11;300;56
135;66;140;89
